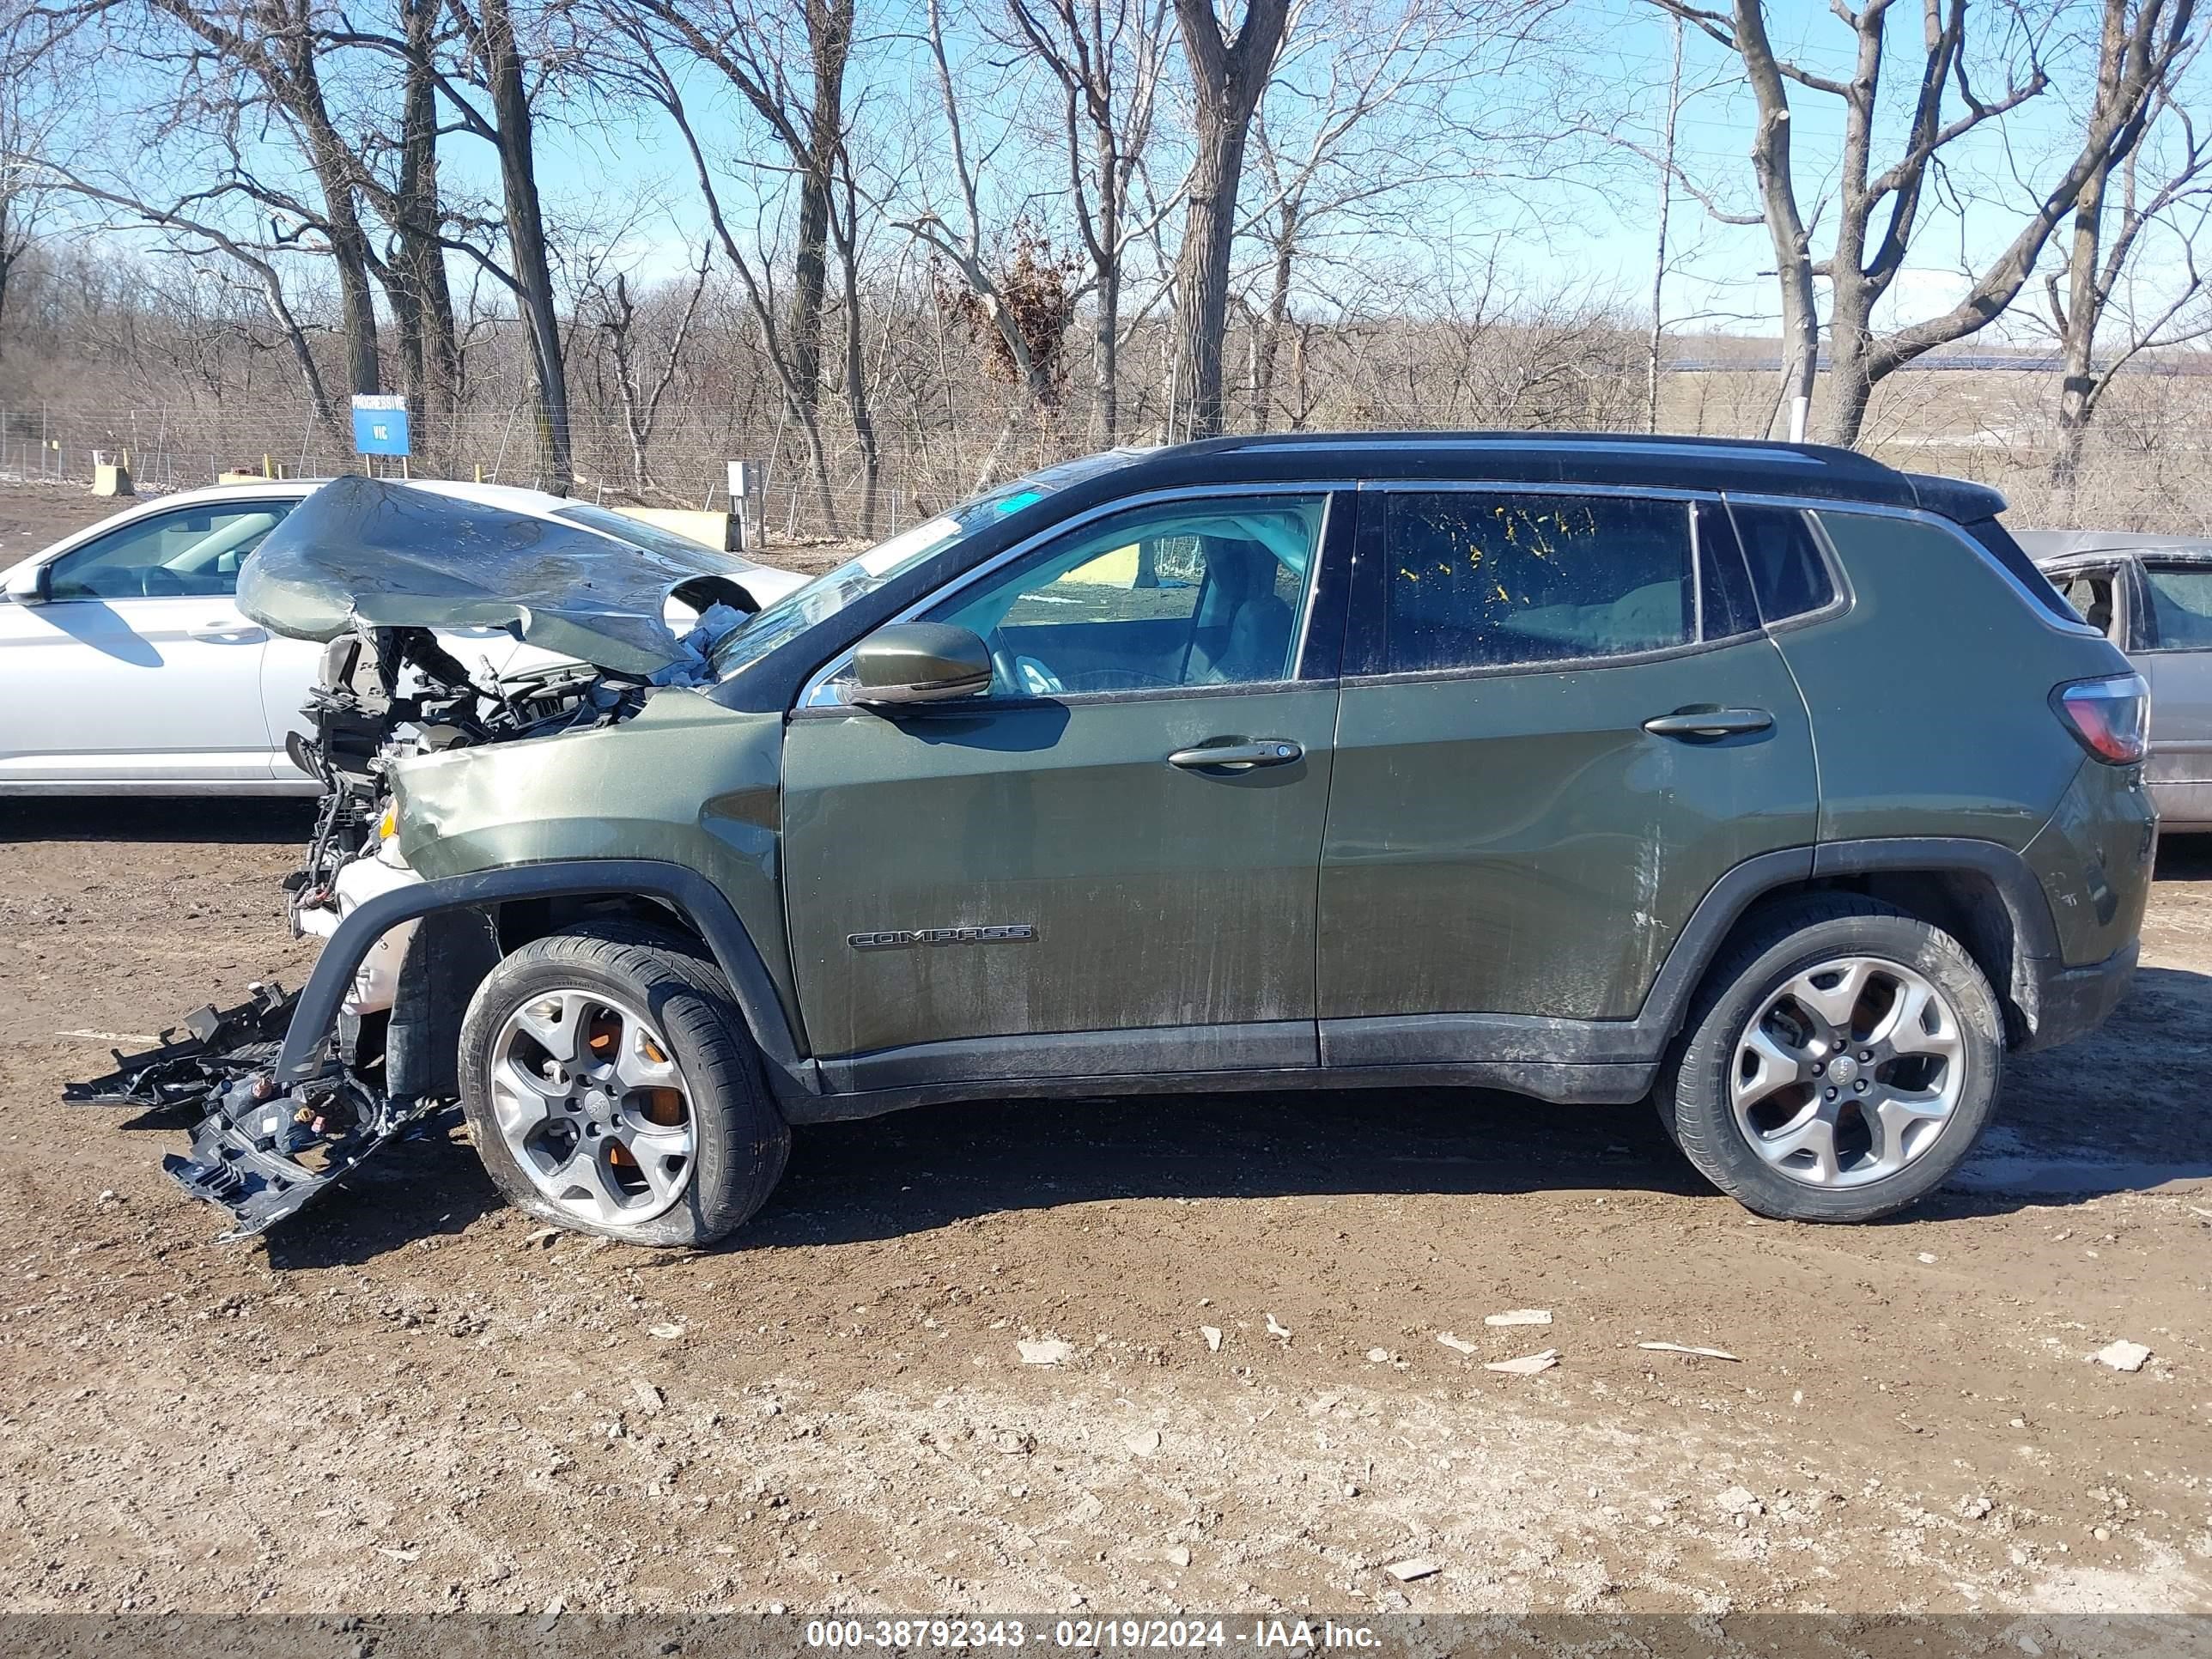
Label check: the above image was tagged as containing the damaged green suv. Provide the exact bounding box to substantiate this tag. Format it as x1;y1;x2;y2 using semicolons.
79;435;2156;1244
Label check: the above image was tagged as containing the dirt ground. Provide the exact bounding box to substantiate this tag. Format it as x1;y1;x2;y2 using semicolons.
0;482;2208;1621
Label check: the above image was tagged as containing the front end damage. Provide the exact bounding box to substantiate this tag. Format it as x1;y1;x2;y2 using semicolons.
67;477;763;1237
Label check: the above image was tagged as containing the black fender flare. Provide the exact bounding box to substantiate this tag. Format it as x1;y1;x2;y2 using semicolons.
276;859;811;1092
1633;836;2064;1047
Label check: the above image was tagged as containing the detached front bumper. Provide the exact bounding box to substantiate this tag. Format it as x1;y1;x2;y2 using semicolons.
2015;939;2139;1054
66;977;441;1239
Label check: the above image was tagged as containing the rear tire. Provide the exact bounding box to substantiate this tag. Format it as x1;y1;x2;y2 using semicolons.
458;920;789;1246
1659;895;2002;1223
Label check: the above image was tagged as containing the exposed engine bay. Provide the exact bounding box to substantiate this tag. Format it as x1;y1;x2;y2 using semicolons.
66;626;666;1233
67;477;767;1237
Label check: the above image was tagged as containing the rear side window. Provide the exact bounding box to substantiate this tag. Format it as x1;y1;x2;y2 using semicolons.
1727;503;1836;623
1376;492;1695;672
1959;516;2087;627
2142;563;2212;647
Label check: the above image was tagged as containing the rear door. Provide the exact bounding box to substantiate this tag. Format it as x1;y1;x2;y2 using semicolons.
1317;485;1818;1062
781;489;1349;1085
0;498;295;787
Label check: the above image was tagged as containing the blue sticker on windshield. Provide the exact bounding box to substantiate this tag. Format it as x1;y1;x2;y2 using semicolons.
995;490;1043;515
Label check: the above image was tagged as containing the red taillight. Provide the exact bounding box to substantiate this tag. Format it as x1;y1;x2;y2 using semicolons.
2054;673;2150;764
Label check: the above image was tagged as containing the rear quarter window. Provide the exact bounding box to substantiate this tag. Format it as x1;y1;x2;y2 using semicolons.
1725;503;1836;623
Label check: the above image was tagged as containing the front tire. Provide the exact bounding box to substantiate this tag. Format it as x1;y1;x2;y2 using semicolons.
458;921;790;1246
1660;895;2003;1223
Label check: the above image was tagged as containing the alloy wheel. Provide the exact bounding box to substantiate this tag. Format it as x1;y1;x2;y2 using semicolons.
1729;955;1966;1188
487;988;696;1224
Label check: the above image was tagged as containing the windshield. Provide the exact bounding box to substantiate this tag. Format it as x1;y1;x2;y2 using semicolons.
711;450;1145;678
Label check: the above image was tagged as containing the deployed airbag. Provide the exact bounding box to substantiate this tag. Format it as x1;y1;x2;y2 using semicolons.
238;476;757;677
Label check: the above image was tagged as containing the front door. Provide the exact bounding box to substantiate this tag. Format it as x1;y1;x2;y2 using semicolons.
782;491;1346;1085
1318;486;1819;1060
0;499;295;787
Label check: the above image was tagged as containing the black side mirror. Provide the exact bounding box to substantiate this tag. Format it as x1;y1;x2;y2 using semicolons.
849;622;993;707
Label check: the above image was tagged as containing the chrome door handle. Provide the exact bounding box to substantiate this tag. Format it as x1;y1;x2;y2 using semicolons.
188;622;266;643
1642;707;1772;738
1167;739;1303;770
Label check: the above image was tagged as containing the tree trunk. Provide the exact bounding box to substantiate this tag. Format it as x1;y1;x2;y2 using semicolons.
1169;0;1290;441
1819;259;1877;448
257;13;383;399
1818;349;1875;452
1647;14;1682;434
2054;0;2132;496
836;199;880;534
788;0;853;419
258;266;343;440
1172;116;1241;439
1250;199;1296;431
398;0;459;418
1093;125;1121;447
1747;90;1817;440
480;0;572;491
0;210;18;359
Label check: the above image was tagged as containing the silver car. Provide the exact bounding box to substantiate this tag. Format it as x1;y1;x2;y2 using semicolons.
2019;531;2212;831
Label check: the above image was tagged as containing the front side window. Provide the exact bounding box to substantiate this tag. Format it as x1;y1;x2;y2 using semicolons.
1377;491;1696;673
2143;563;2212;648
924;495;1327;696
716;452;1144;679
48;502;294;600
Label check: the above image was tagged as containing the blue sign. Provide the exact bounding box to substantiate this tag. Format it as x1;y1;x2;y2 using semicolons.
350;396;411;457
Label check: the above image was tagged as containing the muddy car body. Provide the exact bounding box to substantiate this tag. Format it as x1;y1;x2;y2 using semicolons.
2017;531;2212;833
82;437;2156;1244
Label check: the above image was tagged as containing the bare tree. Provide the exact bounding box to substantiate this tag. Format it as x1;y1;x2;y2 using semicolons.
600;0;865;523
611;0;855;422
1169;0;1291;439
996;0;1178;444
1646;12;1683;434
1659;0;2200;448
1231;0;1562;431
581;245;712;500
436;0;575;489
46;0;390;398
897;0;1081;487
604;10;849;528
829;145;885;530
9;161;343;434
374;0;465;430
0;77;48;359
2048;13;2212;489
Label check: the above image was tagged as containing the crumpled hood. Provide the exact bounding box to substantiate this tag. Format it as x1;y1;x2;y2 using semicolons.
238;475;760;677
